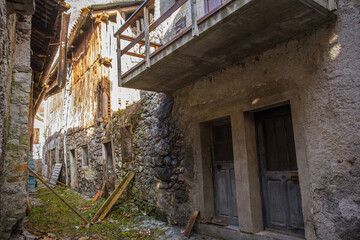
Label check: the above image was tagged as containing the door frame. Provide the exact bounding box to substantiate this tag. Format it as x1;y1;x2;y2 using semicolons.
69;148;78;188
193;90;311;237
102;139;117;191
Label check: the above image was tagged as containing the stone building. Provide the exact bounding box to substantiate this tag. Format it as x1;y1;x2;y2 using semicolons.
38;0;360;239
0;0;69;238
111;0;360;239
42;2;143;193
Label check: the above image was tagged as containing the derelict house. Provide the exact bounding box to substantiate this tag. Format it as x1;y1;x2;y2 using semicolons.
42;0;359;240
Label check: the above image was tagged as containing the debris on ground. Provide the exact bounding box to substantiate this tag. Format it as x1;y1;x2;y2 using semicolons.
24;185;220;240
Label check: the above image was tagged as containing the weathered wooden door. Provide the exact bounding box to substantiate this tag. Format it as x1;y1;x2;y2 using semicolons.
103;142;115;194
211;118;238;226
255;105;304;235
205;0;222;13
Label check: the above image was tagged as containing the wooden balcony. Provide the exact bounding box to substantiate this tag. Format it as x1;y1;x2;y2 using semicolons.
115;0;336;93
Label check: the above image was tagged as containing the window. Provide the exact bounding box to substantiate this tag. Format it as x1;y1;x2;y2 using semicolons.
82;147;89;167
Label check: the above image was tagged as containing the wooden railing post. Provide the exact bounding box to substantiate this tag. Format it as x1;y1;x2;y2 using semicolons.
144;6;151;68
190;0;199;37
116;35;122;86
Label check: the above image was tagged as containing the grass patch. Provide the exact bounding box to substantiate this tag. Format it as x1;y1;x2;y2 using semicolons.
24;185;164;239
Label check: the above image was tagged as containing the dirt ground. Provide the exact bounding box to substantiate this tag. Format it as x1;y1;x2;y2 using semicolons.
23;185;221;240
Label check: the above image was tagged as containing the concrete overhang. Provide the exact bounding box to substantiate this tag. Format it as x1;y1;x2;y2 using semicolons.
121;0;336;93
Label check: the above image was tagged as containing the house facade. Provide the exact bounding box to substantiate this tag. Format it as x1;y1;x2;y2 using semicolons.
41;0;359;240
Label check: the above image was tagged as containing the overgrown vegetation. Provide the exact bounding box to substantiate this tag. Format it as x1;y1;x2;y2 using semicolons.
24;185;165;239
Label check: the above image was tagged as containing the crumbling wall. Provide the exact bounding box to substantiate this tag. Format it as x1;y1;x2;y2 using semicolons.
171;1;360;239
0;6;33;239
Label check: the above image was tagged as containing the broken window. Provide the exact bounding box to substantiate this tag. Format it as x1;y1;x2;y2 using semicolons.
82;146;89;167
120;126;133;162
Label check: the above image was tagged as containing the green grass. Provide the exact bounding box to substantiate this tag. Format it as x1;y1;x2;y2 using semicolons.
24;185;164;239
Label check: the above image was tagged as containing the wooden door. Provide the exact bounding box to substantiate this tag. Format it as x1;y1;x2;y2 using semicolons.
104;142;115;194
211;118;238;226
69;149;77;188
205;0;222;13
255;105;304;235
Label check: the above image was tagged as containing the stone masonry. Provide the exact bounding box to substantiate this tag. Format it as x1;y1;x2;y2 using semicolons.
0;2;33;238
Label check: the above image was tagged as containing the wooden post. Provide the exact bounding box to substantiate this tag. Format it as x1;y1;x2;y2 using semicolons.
28;167;88;224
116;35;122;87
143;7;150;68
190;0;199;37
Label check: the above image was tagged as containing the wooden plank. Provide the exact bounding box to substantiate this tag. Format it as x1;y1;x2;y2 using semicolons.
184;210;199;237
92;172;135;223
49;163;62;188
98;172;135;220
114;0;155;36
125;51;145;58
28;167;88;224
34;170;68;187
143;7;150;68
119;34;161;48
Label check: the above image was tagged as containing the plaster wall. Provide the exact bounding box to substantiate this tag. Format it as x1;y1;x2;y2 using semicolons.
171;0;360;239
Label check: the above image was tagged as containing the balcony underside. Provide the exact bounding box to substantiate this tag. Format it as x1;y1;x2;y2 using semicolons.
121;0;335;93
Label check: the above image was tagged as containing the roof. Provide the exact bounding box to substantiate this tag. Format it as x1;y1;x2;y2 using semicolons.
31;0;70;113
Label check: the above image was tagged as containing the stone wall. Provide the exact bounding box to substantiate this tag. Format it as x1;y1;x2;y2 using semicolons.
44;91;190;224
171;0;360;239
0;2;11;236
0;3;33;239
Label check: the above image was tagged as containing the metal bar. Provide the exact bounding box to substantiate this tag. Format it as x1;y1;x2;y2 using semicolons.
144;7;150;68
28;167;88;224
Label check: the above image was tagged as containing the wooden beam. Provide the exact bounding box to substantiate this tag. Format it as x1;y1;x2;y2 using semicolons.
119;34;161;48
28;167;88;224
190;0;199;37
92;172;135;223
144;7;150;68
120;0;187;56
117;35;122;87
114;0;155;36
57;13;70;89
125;51;145;58
184;210;199;237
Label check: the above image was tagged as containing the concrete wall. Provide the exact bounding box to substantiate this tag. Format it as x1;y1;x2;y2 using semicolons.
170;0;360;239
0;1;33;238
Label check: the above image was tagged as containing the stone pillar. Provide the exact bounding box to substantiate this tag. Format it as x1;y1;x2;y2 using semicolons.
0;1;34;238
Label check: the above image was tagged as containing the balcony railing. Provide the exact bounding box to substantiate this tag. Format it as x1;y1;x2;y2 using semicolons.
113;0;335;92
114;0;237;86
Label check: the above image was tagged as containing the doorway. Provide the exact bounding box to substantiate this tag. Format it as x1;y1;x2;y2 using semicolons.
255;104;304;235
69;149;77;188
103;141;116;194
210;117;238;226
